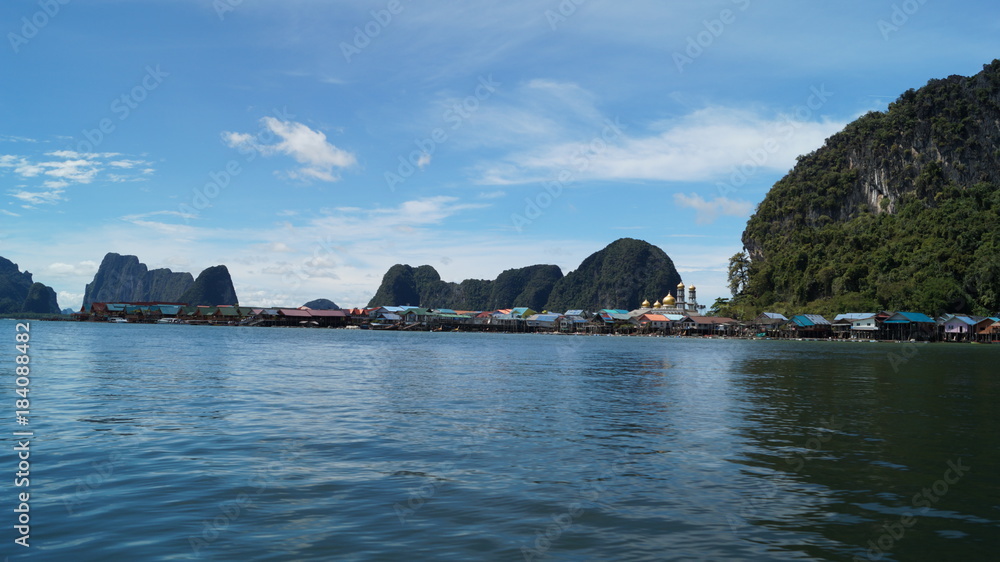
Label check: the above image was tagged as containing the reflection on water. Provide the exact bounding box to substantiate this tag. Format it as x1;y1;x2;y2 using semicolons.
8;323;998;561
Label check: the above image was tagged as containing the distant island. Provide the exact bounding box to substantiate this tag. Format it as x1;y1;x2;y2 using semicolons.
83;253;239;308
367;238;683;312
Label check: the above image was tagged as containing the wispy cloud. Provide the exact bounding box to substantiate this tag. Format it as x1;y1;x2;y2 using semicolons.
46;260;99;277
477;104;846;185
224;117;357;182
0;135;38;143
121;210;198;222
11;189;66;205
673;193;753;224
2;151;153;207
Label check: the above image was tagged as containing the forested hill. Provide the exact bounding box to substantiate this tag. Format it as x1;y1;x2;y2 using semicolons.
367;238;682;311
739;59;1000;316
366;263;564;311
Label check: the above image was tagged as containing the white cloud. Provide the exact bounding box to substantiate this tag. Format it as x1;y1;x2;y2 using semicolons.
257;242;296;253
0;135;37;143
45;150;120;159
42;159;99;183
673;193;753;225
58;291;84;311
1;209;20;217
224;118;356;183
462;82;846;186
121;210;198;222
14;161;43;177
2;151;152;206
108;159;147;168
0;155;22;167
46;260;99;277
11;189;65;205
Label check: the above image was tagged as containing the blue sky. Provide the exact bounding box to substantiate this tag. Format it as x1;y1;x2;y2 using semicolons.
1;0;997;310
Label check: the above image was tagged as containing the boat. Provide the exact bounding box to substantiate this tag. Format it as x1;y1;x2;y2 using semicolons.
108;317;128;323
156;318;183;324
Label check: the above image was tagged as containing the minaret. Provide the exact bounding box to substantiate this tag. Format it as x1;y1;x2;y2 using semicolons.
687;285;697;313
675;281;686;308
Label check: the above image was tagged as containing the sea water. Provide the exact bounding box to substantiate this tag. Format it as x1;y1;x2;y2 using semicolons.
4;321;997;560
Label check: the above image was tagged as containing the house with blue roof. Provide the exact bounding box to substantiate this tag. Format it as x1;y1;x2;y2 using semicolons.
883;311;937;341
784;314;832;337
526;313;563;330
941;315;994;342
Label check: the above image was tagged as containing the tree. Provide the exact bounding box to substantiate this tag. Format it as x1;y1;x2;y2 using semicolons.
728;251;751;297
708;297;730;316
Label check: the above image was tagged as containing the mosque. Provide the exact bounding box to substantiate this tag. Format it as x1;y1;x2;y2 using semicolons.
634;281;703;316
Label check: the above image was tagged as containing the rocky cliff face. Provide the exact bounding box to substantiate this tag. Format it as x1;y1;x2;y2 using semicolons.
0;257;60;314
22;283;60;314
178;265;239;306
83;253;194;307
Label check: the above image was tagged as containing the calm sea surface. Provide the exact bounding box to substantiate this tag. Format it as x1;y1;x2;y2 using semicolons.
4;321;999;561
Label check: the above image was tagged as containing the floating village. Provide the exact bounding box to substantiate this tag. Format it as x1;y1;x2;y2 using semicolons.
74;282;1000;343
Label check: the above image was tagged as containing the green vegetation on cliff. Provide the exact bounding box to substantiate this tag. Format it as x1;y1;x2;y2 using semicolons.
740;60;1000;316
544;238;682;311
366;263;563;311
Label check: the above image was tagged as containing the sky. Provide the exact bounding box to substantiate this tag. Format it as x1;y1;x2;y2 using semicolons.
1;0;998;310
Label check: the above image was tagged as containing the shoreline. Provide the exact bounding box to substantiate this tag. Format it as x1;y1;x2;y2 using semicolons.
28;317;992;344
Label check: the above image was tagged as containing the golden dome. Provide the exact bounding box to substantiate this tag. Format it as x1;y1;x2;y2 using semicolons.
688;285;696;290
677;281;685;289
664;294;676;306
653;300;662;308
641;299;651;308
